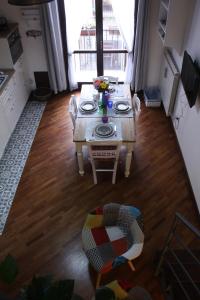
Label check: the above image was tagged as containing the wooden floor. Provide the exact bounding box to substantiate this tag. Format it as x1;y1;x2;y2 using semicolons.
0;92;199;299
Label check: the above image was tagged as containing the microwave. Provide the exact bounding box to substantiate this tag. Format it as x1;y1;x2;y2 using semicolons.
0;23;23;68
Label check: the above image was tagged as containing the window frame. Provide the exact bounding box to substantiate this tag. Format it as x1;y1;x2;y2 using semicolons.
73;0;128;81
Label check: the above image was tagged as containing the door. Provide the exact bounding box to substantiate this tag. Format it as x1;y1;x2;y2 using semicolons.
73;0;128;82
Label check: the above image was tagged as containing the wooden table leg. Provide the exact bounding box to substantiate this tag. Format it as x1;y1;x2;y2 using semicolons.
76;143;84;176
125;143;134;177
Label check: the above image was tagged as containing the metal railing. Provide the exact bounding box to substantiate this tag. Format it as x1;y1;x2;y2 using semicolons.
155;213;200;300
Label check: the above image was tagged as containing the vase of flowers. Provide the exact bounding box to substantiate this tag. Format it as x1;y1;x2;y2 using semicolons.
93;78;109;93
93;78;110;108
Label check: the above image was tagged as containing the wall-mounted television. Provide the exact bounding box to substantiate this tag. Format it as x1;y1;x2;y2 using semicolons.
181;51;200;108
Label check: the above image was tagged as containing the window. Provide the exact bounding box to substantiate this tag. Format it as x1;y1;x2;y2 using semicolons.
73;0;128;82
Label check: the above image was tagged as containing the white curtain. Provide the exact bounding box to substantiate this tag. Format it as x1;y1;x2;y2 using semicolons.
132;0;150;91
64;0;91;90
112;0;135;83
40;1;67;94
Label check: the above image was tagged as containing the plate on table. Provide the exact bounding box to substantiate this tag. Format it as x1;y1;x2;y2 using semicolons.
79;101;97;113
113;101;131;113
94;123;114;138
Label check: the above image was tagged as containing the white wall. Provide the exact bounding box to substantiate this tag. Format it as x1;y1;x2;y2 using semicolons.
145;0;200;212
0;1;47;89
146;0;163;87
171;0;200;212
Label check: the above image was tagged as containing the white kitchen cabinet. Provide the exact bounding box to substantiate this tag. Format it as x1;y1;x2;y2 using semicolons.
14;55;30;102
13;72;27;118
0;102;11;158
158;0;195;54
1;76;18;133
0;56;30;159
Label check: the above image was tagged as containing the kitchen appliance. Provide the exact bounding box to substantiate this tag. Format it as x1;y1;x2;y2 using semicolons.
0;23;23;68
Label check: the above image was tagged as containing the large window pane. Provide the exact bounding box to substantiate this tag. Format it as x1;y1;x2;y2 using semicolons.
103;0;126;50
73;0;127;82
103;53;127;70
103;53;127;81
73;53;97;82
78;0;96;50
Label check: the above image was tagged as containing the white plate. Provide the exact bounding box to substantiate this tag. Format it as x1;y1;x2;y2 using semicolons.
81;103;95;111
114;101;131;111
95;123;114;136
80;101;97;112
114;102;131;113
116;103;129;111
95;131;115;138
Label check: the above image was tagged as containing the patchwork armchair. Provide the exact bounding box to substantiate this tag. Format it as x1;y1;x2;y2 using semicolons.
82;203;144;287
100;280;152;300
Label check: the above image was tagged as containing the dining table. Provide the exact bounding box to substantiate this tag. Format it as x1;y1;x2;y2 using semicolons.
73;83;136;177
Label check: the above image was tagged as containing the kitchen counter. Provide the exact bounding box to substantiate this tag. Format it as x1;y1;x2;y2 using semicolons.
0;69;15;96
0;57;29;159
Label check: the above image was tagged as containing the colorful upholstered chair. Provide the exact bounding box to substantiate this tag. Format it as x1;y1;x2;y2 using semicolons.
101;280;152;300
82;203;144;287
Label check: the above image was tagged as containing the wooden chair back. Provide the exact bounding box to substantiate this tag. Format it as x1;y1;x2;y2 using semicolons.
68;95;78;129
88;141;121;184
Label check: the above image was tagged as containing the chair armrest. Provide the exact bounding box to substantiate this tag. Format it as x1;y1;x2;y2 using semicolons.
121;243;144;261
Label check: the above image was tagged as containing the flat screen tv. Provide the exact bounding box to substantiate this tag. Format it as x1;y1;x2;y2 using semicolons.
181;51;200;108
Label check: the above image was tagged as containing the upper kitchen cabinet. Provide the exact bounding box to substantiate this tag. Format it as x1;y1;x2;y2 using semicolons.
158;0;195;54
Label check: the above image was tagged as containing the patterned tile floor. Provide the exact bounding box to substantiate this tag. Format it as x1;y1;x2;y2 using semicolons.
0;100;46;234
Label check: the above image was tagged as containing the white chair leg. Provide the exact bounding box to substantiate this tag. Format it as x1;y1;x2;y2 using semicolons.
112;160;118;184
93;171;97;184
112;173;116;184
128;260;136;271
91;159;97;184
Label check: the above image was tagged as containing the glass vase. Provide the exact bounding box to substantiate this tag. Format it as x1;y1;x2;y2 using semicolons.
101;91;109;108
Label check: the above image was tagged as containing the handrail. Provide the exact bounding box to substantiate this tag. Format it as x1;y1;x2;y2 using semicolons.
155;212;200;274
175;212;200;239
155;212;200;300
174;233;200;266
165;260;191;300
168;248;200;297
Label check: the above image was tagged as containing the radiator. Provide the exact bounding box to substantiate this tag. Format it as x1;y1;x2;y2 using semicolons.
160;49;180;116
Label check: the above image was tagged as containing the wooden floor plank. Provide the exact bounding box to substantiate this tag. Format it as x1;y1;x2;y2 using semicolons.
0;92;199;299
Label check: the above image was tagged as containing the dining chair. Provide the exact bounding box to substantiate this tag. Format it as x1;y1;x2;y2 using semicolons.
96;282;152;300
132;93;141;121
68;95;78;130
87;141;121;184
82;203;144;287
